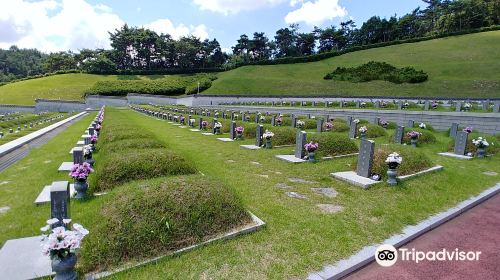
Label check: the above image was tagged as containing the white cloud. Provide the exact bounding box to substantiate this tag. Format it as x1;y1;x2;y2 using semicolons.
192;0;285;15
144;19;209;40
285;0;347;26
0;0;124;52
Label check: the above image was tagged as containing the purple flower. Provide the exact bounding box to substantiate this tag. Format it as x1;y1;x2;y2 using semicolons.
406;131;421;139
69;163;93;180
325;122;333;130
463;127;473;133
304;141;319;152
235;126;244;133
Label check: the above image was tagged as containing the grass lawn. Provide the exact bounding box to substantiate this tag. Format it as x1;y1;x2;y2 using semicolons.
0;108;498;279
206;31;500;98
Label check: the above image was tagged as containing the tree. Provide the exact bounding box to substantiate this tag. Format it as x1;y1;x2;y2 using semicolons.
296;33;316;56
43;51;76;72
274;24;299;58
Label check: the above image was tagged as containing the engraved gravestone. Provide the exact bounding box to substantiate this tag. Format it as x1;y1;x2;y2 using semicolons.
256;125;264;147
316;119;324;134
357;140;375;178
395;126;405;144
356;101;361;108
50;181;70;228
241;113;246;122
493;102;500;113
198;117;204;130
83;135;91;145
455;102;462;112
231;112;235;120
375;101;380;109
373;117;380;125
450;123;459;138
212;119;217;134
424;100;430;111
340;101;344;108
291;115;297;128
346;116;353;125
230;121;236;139
73;147;83;164
348;121;357;139
307;114;311;119
255;114;259;123
397;101;403;110
271;116;276;126
407;120;414;128
454;131;468;155
482;101;488;111
295;131;307;159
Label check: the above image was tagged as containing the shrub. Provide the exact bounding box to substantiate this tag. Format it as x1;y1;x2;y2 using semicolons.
95;149;197;191
308;134;358;157
185;78;212;95
79;175;251;272
369;146;434;178
268;126;297;146
99;138;164;154
448;132;499;155
365;124;387;138
324;61;428;84
389;128;437;146
86;79;187;96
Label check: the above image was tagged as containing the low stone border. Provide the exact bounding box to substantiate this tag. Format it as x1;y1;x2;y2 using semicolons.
0;112;87;157
85;212;265;280
307;182;500;280
322;153;359;160
398;165;443;181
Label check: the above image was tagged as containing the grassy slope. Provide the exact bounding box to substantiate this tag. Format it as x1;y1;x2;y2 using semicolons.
0;74;176;105
206;31;500;98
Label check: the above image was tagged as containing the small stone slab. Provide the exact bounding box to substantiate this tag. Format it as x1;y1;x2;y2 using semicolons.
172;124;181;126
226;160;236;163
438;152;473;160
275;154;306;163
275;183;291;189
168;122;173;123
322;153;359;160
240;145;261;150
331;171;381;189
257;174;269;179
178;126;187;128
483;171;498;176
190;129;200;132
317;204;344;214
0;206;10;214
201;133;214;136
34;184;76;205
397;165;444;181
0;236;54;279
57;162;73;172
76;140;84;145
288;178;315;184
217;138;234;142
312;188;338;198
286;192;307;199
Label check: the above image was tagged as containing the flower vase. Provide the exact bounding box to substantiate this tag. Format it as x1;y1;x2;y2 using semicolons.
52;253;77;280
387;168;398;186
215;127;221;135
476;147;486;158
265;139;272;149
84;157;94;167
360;132;366;140
308;152;316;162
74;180;88;199
410;138;418;147
236;133;243;140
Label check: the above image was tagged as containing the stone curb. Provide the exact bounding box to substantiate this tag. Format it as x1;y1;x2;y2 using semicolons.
307;182;500;280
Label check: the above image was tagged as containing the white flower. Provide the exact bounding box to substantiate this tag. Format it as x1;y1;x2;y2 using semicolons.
385;152;403;164
419;123;426;129
63;219;72;225
472;137;489;147
263;130;274;139
46;218;59;225
359;126;368;133
296;120;305;127
40;225;50;232
353;119;360;124
214;122;222;128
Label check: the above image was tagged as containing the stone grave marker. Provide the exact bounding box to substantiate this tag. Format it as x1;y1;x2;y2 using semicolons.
356;101;361;108
407;120;414;128
198;117;204;130
212;119;218;134
241;113;246;122
455;102;462;112
73;147;83;164
494;102;500;113
83;135;91;145
375;101;380;109
316;119;324;134
395;126;405;144
397;101;403;110
424;100;430;111
482;100;489;111
291;115;297;128
356;140;375;178
230;121;236;139
254;114;259;123
50;181;70;228
346;116;352;125
340;101;344;108
373;117;380;125
295;131;307;159
348;121;357;139
454;131;468;155
450;123;459;138
271;116;276;126
256;125;264;147
231;112;235;120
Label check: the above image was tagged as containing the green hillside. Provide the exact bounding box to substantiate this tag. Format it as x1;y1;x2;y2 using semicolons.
1;31;499;105
206;31;500;98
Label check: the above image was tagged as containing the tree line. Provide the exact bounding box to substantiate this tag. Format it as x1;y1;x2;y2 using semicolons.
1;0;499;83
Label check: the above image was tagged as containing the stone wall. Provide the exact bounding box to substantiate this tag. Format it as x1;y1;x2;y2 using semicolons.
34;99;86;113
86;95;128;108
0;104;35;114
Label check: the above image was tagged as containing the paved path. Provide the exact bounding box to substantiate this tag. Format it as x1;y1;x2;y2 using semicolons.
345;193;500;280
0;113;87;172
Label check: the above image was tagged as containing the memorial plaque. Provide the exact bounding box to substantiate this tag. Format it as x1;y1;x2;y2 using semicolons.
424;100;430;111
316;119;324;134
356;140;375;178
395;126;405;144
230;121;236;139
73;147;83;164
407;120;414;128
348;121;357;139
493;102;500;113
454;131;468;155
271;116;276;126
50;181;70;228
256;125;264;147
198;117;204;130
373;117;380;125
449;123;459;138
295;131;307;159
455;102;462;112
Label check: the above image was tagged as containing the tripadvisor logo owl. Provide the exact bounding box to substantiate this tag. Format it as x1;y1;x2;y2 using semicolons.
375;244;398;267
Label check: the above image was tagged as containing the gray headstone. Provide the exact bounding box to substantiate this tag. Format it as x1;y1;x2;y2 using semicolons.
256;125;264;147
295;131;307;159
212;118;217;134
339;101;344;108
356;101;361;108
348;121;357;139
231;112;235;120
271;116;276;126
356;140;375;178
307;114;311;119
50;181;70;228
397;101;403;110
316;119;324;134
346;116;352;125
450;123;459;138
424;100;430;111
373;117;380;125
395;126;405;144
455;102;462;112
255;114;259;123
291;115;297;128
454;131;468;155
407;120;414;128
83;135;91;145
241;113;245;122
375;101;380;109
230;121;236;139
198;117;204;130
482;101;488;111
493;102;500;113
73;147;83;164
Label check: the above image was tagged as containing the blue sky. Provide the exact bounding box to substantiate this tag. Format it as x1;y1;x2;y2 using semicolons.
0;0;425;52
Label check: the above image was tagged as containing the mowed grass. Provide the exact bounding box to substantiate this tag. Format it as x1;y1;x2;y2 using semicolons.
0;108;499;279
206;31;500;98
0;74;181;105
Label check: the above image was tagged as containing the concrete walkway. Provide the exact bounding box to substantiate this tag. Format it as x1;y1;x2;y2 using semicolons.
345;193;500;280
0;112;87;172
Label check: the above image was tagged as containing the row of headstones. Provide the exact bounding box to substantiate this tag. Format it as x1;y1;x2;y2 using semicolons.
0;111;52;122
51;107;106;228
0;115;65;138
217;100;500;112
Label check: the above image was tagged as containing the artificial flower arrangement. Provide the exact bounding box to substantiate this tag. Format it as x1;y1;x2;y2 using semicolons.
379;119;389;128
380;101;388;108
385;152;402;169
419;123;426;129
463;127;473;133
324;122;334;131
263;130;274;139
214;122;222;128
358;126;368;133
304;141;319;162
41;219;89;260
95;124;102;131
259;115;266;122
353;119;360;124
90;134;98;144
360;102;367;107
296;120;305;128
472;137;489;148
431;101;439;109
201;120;208;130
403;102;410;109
406;131;421;139
276;116;283;125
69;162;93;182
179;116;185;124
83;145;92;159
464;103;472;110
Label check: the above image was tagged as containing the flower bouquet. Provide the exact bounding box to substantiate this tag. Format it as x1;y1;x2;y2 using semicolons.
406;131;421;147
235;126;244;140
262;130;274;149
304;141;319;162
380;119;388;128
463;127;473;134
385;152;402;186
324;122;333;131
69;162;93;199
214;122;222;134
296;120;305;129
201;120;208;130
472;137;489;158
419;123;426;129
358;126;368;139
276;116;283;126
